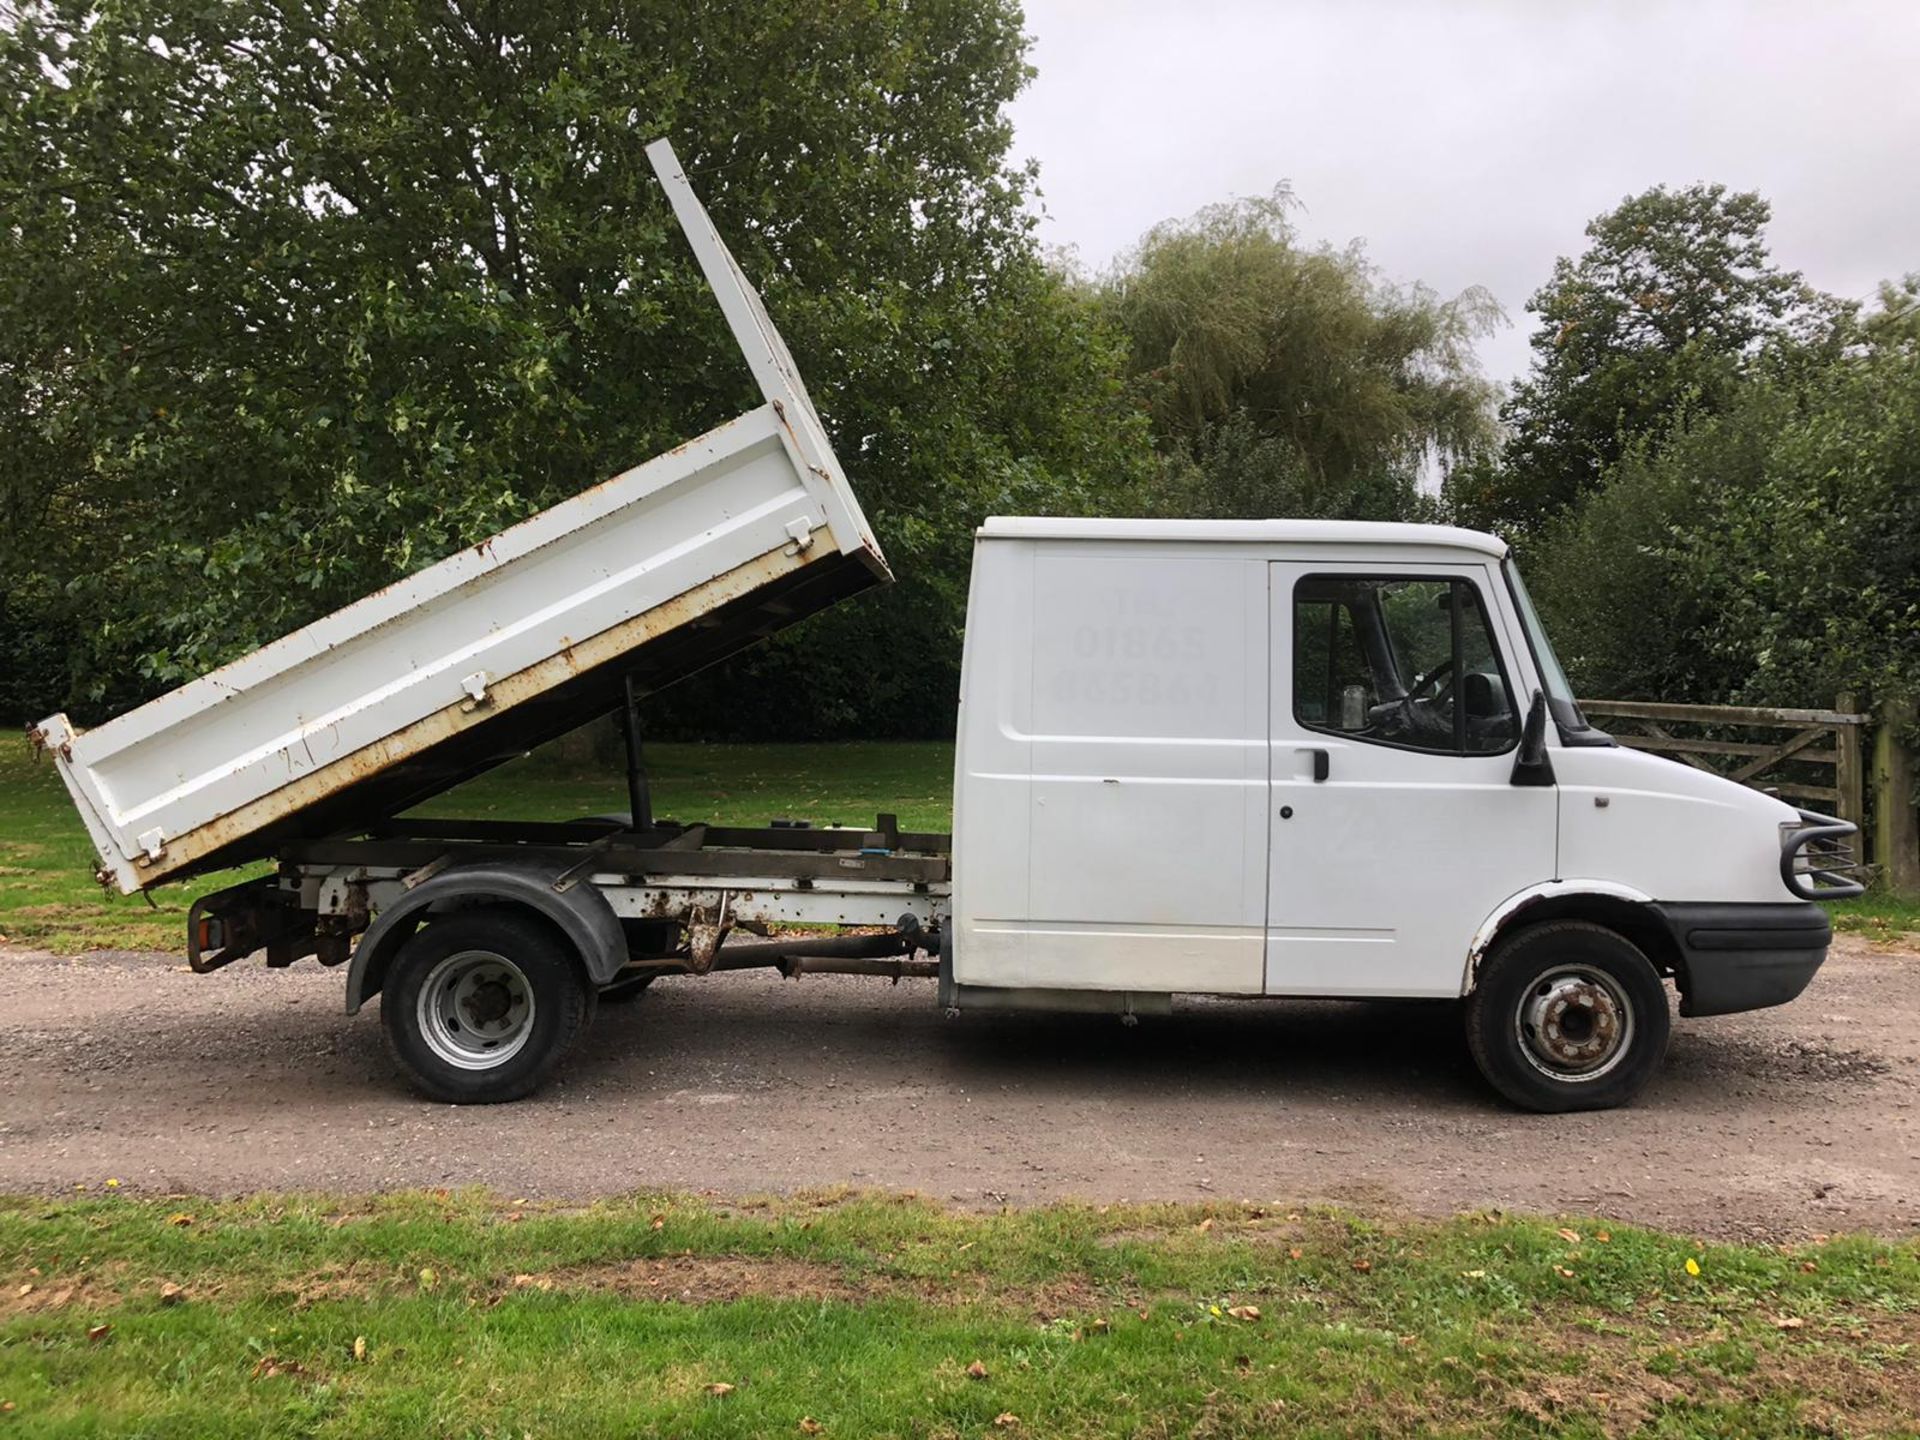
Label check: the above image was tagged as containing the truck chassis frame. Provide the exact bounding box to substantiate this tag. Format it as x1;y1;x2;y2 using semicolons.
188;812;951;990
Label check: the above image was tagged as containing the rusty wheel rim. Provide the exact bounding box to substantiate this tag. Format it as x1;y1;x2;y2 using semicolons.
1515;965;1634;1082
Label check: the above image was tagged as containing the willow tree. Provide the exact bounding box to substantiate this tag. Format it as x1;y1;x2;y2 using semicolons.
1101;190;1500;522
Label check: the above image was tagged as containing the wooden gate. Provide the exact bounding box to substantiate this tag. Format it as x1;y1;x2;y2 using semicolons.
1576;697;1868;832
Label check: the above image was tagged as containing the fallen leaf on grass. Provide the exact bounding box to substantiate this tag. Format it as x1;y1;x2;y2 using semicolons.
1774;1316;1806;1330
798;1419;823;1434
1226;1305;1261;1322
994;1414;1020;1428
1196;1218;1214;1233
417;1268;438;1289
966;1360;989;1380
1088;1317;1109;1334
1594;1232;1611;1243
1287;1248;1303;1261
650;1215;666;1231
1800;1260;1818;1273
165;1213;194;1228
158;1281;185;1306
1556;1228;1580;1244
706;1382;736;1397
14;1284;30;1298
1461;1270;1487;1280
251;1354;306;1380
1351;1259;1372;1273
86;1324;111;1344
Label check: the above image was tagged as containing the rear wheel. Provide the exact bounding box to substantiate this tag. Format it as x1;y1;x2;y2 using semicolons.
1465;921;1670;1112
381;910;595;1103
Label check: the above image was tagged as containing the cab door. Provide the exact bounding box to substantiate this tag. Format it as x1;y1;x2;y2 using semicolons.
1264;563;1557;997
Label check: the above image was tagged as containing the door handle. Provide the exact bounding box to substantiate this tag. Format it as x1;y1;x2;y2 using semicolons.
1307;748;1330;783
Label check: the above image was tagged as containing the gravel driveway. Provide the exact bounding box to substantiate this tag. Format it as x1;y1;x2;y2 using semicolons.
3;935;1915;1239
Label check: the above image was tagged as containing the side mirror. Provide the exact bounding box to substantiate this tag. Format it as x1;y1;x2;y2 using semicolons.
1511;689;1556;787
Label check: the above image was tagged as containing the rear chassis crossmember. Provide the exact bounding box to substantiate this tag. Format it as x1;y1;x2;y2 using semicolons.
187;813;952;986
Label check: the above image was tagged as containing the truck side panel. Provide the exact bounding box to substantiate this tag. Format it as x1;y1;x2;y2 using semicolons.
952;538;1269;993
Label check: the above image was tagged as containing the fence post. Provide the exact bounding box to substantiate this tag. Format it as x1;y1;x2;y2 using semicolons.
1835;692;1865;834
1871;697;1920;895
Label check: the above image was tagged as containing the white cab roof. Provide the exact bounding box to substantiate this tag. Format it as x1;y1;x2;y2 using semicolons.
977;516;1508;558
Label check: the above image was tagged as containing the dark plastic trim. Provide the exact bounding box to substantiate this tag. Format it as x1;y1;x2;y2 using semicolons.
1509;689;1557;787
1654;901;1832;1017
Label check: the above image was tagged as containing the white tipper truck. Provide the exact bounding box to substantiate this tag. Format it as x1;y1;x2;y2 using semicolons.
31;144;1861;1112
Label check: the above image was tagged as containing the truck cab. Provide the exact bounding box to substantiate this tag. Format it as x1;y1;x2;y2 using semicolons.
947;518;1856;1111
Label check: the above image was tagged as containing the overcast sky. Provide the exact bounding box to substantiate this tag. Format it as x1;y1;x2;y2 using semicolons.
1009;0;1920;384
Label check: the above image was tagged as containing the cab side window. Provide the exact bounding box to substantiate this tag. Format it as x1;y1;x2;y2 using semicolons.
1294;576;1517;755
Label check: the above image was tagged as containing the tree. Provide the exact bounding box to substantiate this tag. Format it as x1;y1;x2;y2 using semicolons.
1101;191;1499;523
1526;277;1920;712
0;0;1148;735
1458;184;1840;536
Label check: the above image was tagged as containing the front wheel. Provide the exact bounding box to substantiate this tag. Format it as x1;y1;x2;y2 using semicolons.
1465;921;1670;1112
380;910;595;1103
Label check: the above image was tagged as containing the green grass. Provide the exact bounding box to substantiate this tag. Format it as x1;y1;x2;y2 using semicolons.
0;738;953;954
1830;890;1920;944
408;737;954;832
2;1190;1916;1437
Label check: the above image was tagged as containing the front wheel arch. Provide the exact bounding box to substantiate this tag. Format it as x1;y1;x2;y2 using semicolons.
1464;887;1687;998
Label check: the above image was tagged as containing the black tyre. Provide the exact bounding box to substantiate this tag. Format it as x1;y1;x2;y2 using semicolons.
380;909;596;1104
1465;920;1670;1112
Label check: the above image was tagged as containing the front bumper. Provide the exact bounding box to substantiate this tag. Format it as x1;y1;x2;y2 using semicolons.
1656;902;1832;1018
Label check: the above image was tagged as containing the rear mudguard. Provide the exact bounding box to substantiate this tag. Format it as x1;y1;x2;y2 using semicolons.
343;860;626;1013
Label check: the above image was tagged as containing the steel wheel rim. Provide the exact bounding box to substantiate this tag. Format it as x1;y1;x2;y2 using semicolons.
1514;964;1634;1083
416;950;536;1070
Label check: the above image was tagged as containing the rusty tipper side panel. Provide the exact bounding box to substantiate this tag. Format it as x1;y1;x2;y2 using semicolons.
32;141;889;895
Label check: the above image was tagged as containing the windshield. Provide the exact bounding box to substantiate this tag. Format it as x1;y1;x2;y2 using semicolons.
1502;559;1589;731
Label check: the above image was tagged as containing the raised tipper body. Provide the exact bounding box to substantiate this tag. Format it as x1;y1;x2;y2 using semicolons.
32;140;887;896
